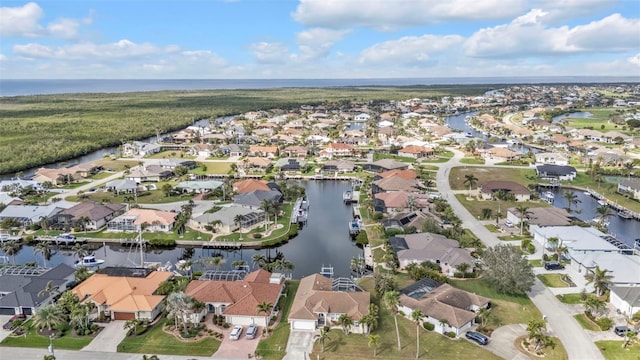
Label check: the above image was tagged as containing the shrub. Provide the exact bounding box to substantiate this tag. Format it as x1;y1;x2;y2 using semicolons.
355;231;368;246
148;238;176;246
596;317;613;330
372;212;384;220
423;322;435;331
253;233;262;239
445;331;456;338
223;322;230;329
527;243;535;254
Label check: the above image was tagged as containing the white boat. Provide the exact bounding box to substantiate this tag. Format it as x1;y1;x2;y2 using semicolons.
465;132;473;138
543;191;555;199
597;200;607;206
75;255;105;268
617;210;633;219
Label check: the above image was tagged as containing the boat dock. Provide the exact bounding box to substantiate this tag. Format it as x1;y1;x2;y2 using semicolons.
584;189;640;220
290;197;309;224
34;235;87;246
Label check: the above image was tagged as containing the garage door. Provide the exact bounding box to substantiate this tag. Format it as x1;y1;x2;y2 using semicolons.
291;320;315;331
113;312;135;320
0;308;15;315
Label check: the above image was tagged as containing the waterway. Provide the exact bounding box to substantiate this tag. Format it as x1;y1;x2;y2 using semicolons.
4;180;363;278
539;187;640;247
552;111;594;123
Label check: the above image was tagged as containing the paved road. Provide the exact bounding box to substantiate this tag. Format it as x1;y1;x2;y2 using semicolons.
436;148;605;360
0;346;246;360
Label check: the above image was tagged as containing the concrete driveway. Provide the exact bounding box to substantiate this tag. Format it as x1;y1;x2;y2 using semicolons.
212;325;259;359
82;320;128;352
0;315;16;342
481;324;529;360
283;330;314;360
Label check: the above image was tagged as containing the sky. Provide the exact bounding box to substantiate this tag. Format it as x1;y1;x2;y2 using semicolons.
0;0;639;79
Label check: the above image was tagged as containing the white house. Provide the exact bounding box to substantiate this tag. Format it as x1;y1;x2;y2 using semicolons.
610;286;640;318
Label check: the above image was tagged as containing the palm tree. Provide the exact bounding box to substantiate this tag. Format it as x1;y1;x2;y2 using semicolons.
595;205;613;225
463;174;478;196
33;304;64;331
338;313;353;335
252;254;266;269
584;296;606;318
70;305;89;333
77;216;90;232
563;191;581;213
383;290;402;351
368;334;381;357
257;301;273;328
477;307;493;329
38;280;56;302
314;325;331;353
231;259;247;270
165;291;194;336
260;199;273;231
515;204;532;235
208;219;222;233
71;243;89;260
585;266;614;296
1;240;21;264
411;309;424;359
34;242;52;267
233;214;244;231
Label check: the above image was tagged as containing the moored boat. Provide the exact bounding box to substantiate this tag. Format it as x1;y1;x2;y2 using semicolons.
75;255;105;268
617;210;633;219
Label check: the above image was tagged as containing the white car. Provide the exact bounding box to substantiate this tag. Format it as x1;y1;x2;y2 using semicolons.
504;220;514;227
229;325;243;340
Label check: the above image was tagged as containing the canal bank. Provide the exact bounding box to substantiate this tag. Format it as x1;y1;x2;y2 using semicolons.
4;181;363;278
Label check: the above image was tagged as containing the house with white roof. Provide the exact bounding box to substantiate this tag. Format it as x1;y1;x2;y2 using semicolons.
0;202;75;227
532;226;622;254
570;252;640;287
610;286;640;317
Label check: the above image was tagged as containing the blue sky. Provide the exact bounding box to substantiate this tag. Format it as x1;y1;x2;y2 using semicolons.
1;0;639;79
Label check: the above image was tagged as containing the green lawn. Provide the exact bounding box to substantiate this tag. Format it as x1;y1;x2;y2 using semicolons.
145;150;196;159
574;314;601;331
537;274;570;288
373;152;416;163
485;224;501;233
460;157;485;165
455;194;549;219
449;166;537;190
450;278;542;326
256;280;299;360
0;323;93;350
68;186;196;204
191;162;233;175
497;234;530;241
529;259;543;268
595;340;640;360
118;318;220;356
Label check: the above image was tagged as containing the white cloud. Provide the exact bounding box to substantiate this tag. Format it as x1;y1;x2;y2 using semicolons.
534;0;615;23
249;42;289;64
359;34;463;66
464;11;640;58
294;28;350;61
0;54;7;61
629;53;640;67
13;39;171;60
0;2;44;37
292;0;526;30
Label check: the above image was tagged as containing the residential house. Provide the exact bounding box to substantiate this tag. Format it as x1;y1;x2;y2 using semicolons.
274;158;307;172
374;169;417;181
53;201;126;230
478;181;531;201
389;232;475;276
398;280;490;337
321;160;356;174
234;190;283;209
610;286;640;317
185;269;285;327
362;159;409;173
71;268;172;320
121;141;161;157
536;164;578;181
532;226;622;254
506;207;574;229
535;152;569;166
371;176;419;194
107;208;177;232
233;179;278;194
191;205;266;233
105;179;138;195
374;191;429;213
249;146;278;158
0;202;75;227
125;165;173;183
354;113;371;121
319;143;355;159
281;146;308;158
174;180;223;194
221;144;245;157
570;252;640;287
398;145;434;159
33;168;82;186
288;273;370;332
237;157;272;172
482;147;522;162
0;264;75;315
618;179;640;201
0;179;43;193
0;193;23;206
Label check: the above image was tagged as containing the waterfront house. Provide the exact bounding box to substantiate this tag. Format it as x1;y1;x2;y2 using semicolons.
482;147;522;162
398;280;490;337
233;179;278;194
0;202;75;227
617;178;640;201
320;160;356;174
610;286;640;317
185;269;285;327
122;141;161;157
0;264;75;316
71;268;172;321
191;205;266;233
288;273;370;332
535;152;569;166
54;201;126;230
374;169;417;181
570;252;640;287
33;168;82;186
281;145;308;158
107;208;177;232
249;146;278;158
388;232;474;276
274;158;307;172
507;207;574;229
374;191;429;213
536;164;577;181
237;157;272;173
319;142;356;159
478;181;532;201
174;180;223;194
371;175;419;194
234;190;283;209
532;226;622;254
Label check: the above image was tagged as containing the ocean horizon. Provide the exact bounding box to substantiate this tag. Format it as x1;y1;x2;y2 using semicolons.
1;76;639;97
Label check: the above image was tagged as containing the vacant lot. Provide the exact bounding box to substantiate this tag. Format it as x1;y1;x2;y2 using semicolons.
449;167;537;190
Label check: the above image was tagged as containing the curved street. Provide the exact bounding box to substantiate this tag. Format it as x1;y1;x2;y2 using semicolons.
435;148;605;360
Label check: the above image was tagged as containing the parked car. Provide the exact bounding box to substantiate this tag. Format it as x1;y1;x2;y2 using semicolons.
614;325;637;337
245;324;258;339
544;262;565;271
2;314;26;330
230;325;243;340
504;219;514;227
466;331;489;345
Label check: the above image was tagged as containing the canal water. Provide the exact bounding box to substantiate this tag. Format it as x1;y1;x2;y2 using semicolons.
540;187;640;247
5;180;363;278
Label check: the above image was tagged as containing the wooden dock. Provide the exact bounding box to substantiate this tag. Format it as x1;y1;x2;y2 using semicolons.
584;188;640;220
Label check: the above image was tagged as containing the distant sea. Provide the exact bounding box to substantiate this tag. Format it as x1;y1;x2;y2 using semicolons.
1;77;639;97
